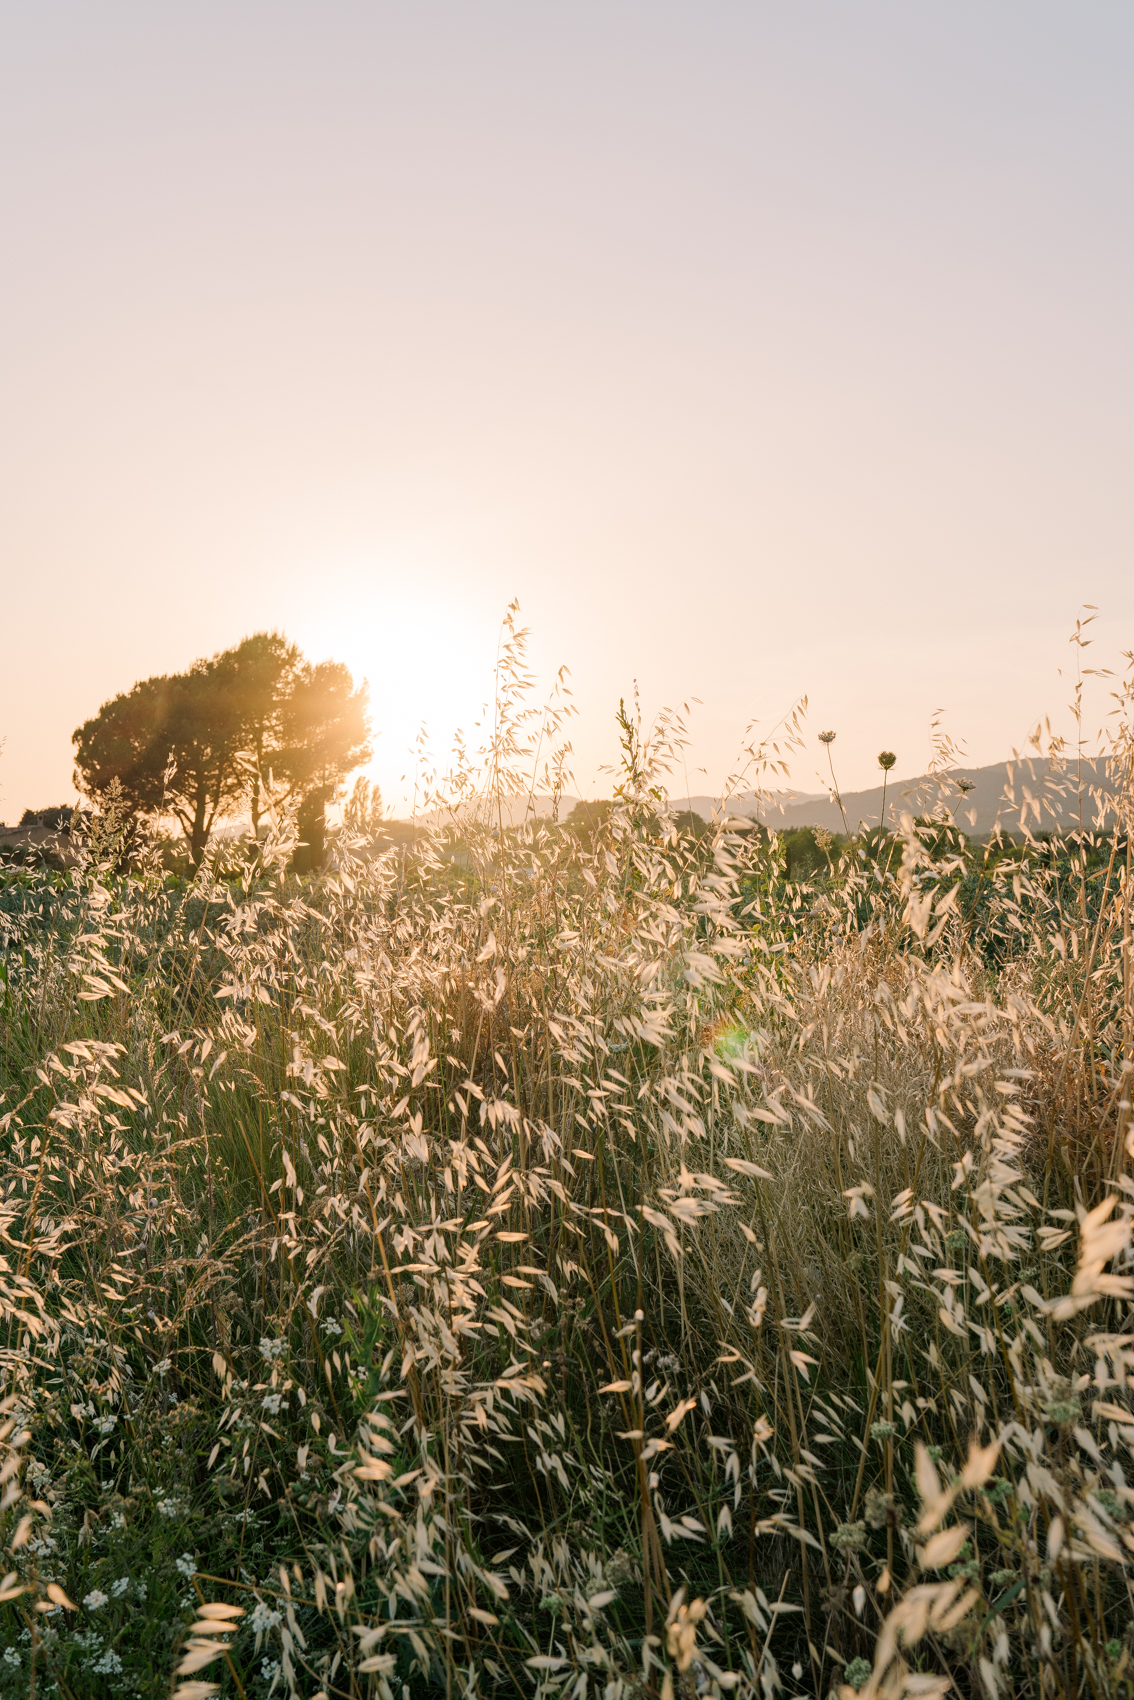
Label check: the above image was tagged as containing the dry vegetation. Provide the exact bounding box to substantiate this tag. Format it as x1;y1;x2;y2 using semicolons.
1;619;1134;1700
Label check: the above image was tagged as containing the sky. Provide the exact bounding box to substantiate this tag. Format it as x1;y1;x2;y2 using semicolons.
2;3;1132;821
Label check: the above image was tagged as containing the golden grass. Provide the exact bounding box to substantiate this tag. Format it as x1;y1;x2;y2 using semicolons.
0;616;1133;1699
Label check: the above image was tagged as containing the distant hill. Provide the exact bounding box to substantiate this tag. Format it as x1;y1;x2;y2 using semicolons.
399;761;1118;839
669;791;828;822
766;757;1116;838
417;795;582;829
418;790;825;830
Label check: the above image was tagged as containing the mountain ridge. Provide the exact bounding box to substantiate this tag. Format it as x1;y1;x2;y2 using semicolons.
406;758;1116;837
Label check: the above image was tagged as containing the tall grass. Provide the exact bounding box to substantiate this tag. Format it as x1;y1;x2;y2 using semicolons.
1;619;1134;1700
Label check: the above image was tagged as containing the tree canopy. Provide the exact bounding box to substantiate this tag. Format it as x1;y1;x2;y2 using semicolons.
72;634;371;866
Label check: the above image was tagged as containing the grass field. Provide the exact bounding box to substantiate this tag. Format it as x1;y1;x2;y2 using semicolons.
2;652;1134;1700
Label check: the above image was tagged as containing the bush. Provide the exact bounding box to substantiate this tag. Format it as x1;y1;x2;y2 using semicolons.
18;805;81;831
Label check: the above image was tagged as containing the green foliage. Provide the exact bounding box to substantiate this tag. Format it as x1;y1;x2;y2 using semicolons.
72;655;248;865
72;633;370;868
18;807;81;831
778;825;836;880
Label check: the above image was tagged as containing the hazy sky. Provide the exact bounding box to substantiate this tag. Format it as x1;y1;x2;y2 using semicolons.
2;3;1132;820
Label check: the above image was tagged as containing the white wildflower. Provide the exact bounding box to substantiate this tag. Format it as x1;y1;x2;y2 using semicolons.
83;1589;109;1610
175;1553;198;1578
249;1599;283;1648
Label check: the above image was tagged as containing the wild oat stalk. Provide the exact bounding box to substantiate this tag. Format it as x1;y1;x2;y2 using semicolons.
0;622;1133;1699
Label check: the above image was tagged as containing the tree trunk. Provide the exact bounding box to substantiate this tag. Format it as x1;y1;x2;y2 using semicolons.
190;786;210;867
291;788;329;875
250;731;265;838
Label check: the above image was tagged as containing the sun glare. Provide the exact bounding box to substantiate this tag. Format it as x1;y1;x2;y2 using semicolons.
285;567;507;814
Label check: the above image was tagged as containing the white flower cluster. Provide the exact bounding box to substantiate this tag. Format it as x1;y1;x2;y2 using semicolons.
83;1589;109;1610
155;1496;183;1518
174;1553;198;1578
259;1336;285;1361
249;1599;283;1648
262;1392;286;1416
